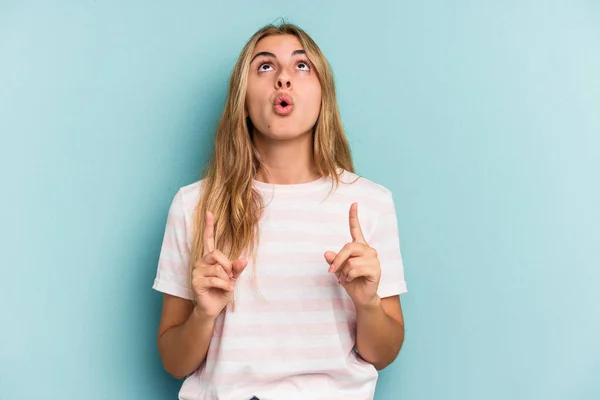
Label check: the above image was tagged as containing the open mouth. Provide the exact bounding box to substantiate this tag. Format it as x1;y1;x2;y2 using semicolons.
274;94;293;115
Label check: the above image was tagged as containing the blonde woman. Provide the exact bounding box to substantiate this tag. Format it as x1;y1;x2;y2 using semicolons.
153;23;408;400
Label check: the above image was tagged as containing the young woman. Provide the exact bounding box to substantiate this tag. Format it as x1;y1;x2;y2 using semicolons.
153;23;408;400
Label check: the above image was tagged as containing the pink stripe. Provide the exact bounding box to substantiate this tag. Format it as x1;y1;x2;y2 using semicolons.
263;209;348;225
259;228;350;244
157;258;188;272
206;371;360;386
161;235;188;252
214;321;355;338
199;353;372;386
237;274;336;288
231;297;355;313
209;345;350;362
260;190;392;210
164;218;187;234
376;248;402;257
245;251;326;265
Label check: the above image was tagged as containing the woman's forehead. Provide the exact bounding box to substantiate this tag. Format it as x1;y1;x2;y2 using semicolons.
253;34;304;57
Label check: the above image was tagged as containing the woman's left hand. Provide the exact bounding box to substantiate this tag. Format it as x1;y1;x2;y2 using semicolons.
325;203;381;308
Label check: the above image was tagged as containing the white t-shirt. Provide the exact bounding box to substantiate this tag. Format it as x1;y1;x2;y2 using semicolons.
153;169;408;400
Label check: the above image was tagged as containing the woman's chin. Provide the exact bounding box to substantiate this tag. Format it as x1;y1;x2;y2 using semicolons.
255;127;313;142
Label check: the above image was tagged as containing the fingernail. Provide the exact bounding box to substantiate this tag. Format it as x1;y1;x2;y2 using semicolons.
346;276;351;282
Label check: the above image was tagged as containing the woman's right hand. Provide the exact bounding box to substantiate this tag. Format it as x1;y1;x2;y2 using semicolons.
191;211;247;319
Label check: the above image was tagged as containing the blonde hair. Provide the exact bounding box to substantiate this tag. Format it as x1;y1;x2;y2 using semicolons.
191;22;354;267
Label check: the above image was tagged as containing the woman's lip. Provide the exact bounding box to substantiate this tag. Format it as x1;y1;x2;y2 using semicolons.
274;103;293;116
273;92;294;106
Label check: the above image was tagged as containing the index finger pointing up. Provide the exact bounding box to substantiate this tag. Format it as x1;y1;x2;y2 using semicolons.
349;202;366;244
204;210;215;256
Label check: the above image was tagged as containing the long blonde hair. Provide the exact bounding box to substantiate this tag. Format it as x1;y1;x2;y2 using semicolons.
192;22;354;265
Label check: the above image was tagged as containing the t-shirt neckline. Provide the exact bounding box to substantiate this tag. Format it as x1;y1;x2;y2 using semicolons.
252;174;333;194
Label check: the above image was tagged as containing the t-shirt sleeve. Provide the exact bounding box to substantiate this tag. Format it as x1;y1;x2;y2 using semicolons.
367;191;408;298
152;189;194;300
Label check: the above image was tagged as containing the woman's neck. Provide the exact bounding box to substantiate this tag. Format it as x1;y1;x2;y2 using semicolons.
253;132;320;185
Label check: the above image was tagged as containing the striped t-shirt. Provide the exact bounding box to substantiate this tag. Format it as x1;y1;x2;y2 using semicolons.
153;169;408;400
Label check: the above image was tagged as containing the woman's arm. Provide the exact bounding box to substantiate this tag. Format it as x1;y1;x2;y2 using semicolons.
157;294;216;379
156;211;249;379
326;202;406;370
355;295;405;370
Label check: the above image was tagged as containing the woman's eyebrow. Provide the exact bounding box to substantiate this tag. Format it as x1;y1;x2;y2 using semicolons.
250;49;306;63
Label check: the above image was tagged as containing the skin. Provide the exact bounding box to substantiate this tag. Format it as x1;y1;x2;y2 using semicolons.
247;34;322;184
325;202;405;369
156;34;405;380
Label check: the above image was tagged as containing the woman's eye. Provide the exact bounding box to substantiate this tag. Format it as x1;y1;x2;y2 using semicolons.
297;62;310;71
258;63;273;72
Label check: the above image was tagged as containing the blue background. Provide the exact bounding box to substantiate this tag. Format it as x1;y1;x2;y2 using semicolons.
1;1;599;399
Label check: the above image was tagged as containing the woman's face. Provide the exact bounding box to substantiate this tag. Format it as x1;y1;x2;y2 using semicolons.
245;34;322;141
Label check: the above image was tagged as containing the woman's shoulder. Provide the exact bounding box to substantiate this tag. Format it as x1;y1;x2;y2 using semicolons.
178;178;204;200
337;169;394;199
334;170;398;232
168;179;205;218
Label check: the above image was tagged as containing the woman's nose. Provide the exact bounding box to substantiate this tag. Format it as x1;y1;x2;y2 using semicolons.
276;75;291;89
